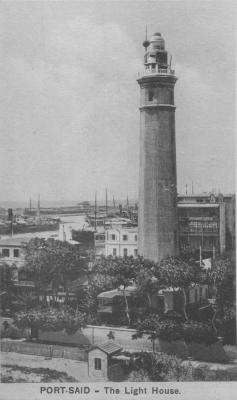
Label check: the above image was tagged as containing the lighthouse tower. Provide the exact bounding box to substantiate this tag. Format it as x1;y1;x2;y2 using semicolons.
138;32;178;262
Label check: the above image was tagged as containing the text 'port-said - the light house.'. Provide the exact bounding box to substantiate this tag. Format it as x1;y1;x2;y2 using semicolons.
138;32;179;262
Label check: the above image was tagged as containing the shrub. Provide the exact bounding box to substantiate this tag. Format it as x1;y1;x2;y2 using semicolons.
129;352;191;382
133;316;184;342
149;353;192;381
158;320;184;342
188;341;228;363
216;308;236;345
127;369;150;381
183;322;218;345
1;325;26;340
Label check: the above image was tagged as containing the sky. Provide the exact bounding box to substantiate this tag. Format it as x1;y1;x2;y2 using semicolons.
0;0;235;203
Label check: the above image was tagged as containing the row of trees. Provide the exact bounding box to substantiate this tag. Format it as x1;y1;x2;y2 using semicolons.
91;254;234;324
1;237;235;344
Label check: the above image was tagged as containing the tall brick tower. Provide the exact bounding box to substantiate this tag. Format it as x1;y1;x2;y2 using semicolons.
138;32;178;262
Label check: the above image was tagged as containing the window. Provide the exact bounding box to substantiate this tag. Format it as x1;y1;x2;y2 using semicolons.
111;234;116;240
113;248;117;256
134;235;138;242
122;235;128;241
134;249;138;257
148;90;154;101
171;90;174;105
94;358;101;370
14;249;19;258
199;287;202;298
123;248;128;257
2;249;10;257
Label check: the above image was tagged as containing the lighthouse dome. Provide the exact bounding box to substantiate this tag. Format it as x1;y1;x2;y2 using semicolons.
150;32;165;51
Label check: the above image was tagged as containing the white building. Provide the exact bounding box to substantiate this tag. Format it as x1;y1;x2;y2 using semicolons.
58;223;80;245
0;237;32;268
105;228;138;258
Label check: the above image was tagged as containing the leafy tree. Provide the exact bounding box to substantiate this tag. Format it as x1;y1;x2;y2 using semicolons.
155;257;196;321
92;256;141;325
211;258;236;343
133;314;184;342
24;238;86;304
14;306;86;339
135;269;159;311
133;315;217;346
202;256;235;334
0;263;15;313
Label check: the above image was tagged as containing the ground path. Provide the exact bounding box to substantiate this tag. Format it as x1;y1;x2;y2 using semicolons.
1;351;90;382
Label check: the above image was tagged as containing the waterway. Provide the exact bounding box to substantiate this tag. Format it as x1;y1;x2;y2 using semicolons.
0;215;88;241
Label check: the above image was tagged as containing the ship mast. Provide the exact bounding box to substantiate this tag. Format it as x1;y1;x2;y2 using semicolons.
94;192;97;232
105;188;108;217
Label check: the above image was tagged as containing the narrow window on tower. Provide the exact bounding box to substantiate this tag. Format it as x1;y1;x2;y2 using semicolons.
171;90;174;105
148;90;154;101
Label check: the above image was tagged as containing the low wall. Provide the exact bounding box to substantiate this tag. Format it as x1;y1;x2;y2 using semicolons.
0;339;87;361
83;325;158;352
38;325;159;353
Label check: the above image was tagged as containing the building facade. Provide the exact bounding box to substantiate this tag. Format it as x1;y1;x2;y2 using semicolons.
105;228;138;258
178;193;235;256
138;32;178;262
0;237;31;268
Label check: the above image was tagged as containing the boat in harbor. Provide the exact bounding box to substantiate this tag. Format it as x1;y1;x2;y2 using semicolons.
0;220;60;235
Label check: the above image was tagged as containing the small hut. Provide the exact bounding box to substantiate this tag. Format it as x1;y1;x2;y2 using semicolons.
88;341;123;381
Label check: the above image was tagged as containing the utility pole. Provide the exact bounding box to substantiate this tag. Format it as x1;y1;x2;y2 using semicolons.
185;184;188;195
94;192;97;232
37;194;41;221
113;196;115;208
105;188;108;217
8;208;13;237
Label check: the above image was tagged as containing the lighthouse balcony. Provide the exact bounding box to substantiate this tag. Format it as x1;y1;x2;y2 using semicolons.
139;64;175;77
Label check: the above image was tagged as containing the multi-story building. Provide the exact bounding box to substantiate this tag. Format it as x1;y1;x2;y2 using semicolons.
94;231;106;256
177;193;235;257
105;228;138;258
0;237;31;268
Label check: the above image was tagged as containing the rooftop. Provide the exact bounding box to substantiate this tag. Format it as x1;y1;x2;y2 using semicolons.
0;237;32;247
91;341;122;355
178;203;219;208
98;286;137;299
178;193;234;198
